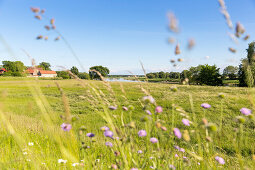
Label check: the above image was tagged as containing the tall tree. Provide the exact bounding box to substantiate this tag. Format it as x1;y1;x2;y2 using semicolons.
223;65;238;79
39;62;51;70
197;64;222;86
70;66;79;75
2;61;25;72
89;66;110;80
238;42;255;87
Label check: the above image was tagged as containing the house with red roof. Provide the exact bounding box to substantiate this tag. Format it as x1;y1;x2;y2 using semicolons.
0;68;6;74
26;67;57;77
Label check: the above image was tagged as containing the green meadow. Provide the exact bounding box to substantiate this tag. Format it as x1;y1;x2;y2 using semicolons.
0;78;255;169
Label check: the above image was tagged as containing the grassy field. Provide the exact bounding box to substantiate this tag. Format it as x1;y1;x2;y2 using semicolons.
0;78;254;169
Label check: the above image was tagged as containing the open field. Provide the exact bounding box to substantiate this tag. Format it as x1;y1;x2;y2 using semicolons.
0;78;255;169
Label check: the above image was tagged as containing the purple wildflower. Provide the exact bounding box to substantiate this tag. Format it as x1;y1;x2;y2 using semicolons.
138;130;147;137
86;133;95;137
215;156;225;165
105;142;113;147
175;154;179;157
61;123;72;131
109;106;117;110
137;150;143;154
182;119;190;126
173;128;182;139
130;168;138;170
174;145;180;150
104;130;114;138
145;110;152;115
150;137;158;143
100;126;109;131
155;106;163;113
201;103;211;109
169;165;176;169
240;108;252;116
183;156;187;159
179;148;185;153
142;96;155;104
122;106;128;111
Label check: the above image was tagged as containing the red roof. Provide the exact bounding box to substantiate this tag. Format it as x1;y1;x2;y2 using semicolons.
0;68;6;71
39;70;57;74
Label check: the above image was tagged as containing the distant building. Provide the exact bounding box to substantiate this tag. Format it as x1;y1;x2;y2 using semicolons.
38;70;57;77
26;67;57;77
0;68;6;74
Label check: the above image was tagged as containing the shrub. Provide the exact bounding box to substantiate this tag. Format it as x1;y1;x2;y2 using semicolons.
197;64;223;86
56;71;70;79
78;72;90;79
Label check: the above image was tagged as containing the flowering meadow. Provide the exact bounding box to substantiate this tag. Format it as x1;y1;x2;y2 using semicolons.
0;78;255;169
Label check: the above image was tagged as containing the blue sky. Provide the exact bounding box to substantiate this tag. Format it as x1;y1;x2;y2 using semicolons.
0;0;255;74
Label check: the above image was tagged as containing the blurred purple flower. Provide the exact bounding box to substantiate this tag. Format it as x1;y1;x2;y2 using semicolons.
130;168;138;170
105;142;113;147
137;150;143;154
215;156;225;165
122;106;128;111
138;130;147;137
150;166;155;169
104;130;114;138
173;128;182;139
61;123;72;131
155;106;163;113
150;137;158;143
240;108;252;116
142;96;155;104
182;119;190;126
179;148;185;153
100;126;109;131
169;165;176;169
86;133;95;137
174;146;180;150
109;106;117;110
183;156;187;159
201;103;211;109
145;110;152;115
175;154;179;157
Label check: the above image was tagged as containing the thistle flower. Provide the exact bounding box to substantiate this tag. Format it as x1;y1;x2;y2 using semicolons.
182;119;190;126
105;142;113;147
235;22;245;37
35;15;42;20
104;130;114;138
138;130;147;137
145;110;152;115
170;59;175;63
167;12;179;33
188;38;195;50
44;36;48;40
31;7;40;13
61;123;72;131
229;47;236;53
155;106;163;113
50;18;55;25
243;35;250;41
52;25;56;29
215;156;225;165
240;108;252;116
150;137;158;143
100;126;110;131
142;96;155;104
36;35;43;40
137;150;143;154
161;126;167;131
122;106;128;111
177;58;184;62
111;164;118;169
175;154;179;157
86;133;95;137
40;9;45;14
179;148;185;153
109;106;117;110
175;44;181;55
201;103;211;109
45;25;51;30
55;36;60;41
173;128;182;139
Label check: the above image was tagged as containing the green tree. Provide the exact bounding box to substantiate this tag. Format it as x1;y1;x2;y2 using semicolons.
2;61;26;73
223;65;238;79
78;72;90;79
197;64;223;86
39;62;51;70
158;71;166;79
89;66;110;80
56;71;70;79
70;66;79;75
146;73;156;79
238;42;255;87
